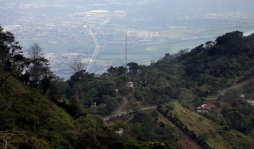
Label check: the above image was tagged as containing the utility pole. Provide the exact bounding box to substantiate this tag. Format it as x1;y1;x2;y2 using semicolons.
125;29;128;75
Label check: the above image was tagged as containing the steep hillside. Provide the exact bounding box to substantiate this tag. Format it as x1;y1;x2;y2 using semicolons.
0;25;180;149
0;76;125;149
159;103;254;149
0;74;180;149
0;75;75;148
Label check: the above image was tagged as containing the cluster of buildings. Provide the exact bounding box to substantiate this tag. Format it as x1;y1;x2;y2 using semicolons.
46;51;111;79
1;1;160;79
3;7;159;43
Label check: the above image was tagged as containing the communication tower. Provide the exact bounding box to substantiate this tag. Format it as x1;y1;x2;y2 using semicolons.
125;29;128;75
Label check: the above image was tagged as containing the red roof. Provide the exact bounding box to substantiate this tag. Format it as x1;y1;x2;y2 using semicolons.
201;103;215;110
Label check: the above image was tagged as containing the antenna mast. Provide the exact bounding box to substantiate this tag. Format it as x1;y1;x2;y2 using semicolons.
125;29;128;75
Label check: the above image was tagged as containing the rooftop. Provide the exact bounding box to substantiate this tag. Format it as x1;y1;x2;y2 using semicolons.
197;103;216;110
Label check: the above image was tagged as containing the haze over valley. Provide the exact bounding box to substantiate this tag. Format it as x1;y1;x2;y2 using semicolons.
1;0;254;78
3;1;254;148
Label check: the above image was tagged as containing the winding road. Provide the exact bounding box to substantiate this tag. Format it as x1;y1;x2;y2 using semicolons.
115;97;128;114
206;75;254;100
102;96;157;121
103;105;157;121
103;75;254;121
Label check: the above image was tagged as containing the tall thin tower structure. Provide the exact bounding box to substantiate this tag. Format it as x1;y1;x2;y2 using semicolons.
125;29;128;75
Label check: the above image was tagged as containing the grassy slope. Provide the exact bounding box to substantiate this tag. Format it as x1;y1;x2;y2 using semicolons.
5;75;75;126
158;112;175;127
0;75;75;148
158;112;203;149
171;103;253;149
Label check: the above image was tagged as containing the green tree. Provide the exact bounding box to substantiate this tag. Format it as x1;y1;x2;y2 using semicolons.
117;66;127;76
127;62;139;80
107;66;117;76
69;96;82;116
27;43;52;87
0;26;25;72
85;88;98;106
41;75;51;95
48;83;59;102
101;95;119;115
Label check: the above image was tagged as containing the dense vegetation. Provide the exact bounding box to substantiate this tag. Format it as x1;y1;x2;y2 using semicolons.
0;26;179;148
0;78;124;148
1;24;254;148
129;111;177;143
49;31;254;122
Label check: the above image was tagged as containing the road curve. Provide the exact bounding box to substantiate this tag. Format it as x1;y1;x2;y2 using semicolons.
103;105;157;121
115;97;128;114
206;75;254;100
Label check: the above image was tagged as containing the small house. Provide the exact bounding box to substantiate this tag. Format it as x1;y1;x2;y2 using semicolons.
247;100;254;106
126;82;134;88
126;82;135;92
196;103;216;113
240;94;244;98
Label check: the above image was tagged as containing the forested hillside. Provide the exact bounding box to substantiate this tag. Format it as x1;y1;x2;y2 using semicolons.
0;25;179;148
1;24;254;148
57;31;254;114
49;30;254;148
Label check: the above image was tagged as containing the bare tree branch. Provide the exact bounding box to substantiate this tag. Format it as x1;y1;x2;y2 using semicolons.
71;60;86;73
26;43;44;59
0;130;27;149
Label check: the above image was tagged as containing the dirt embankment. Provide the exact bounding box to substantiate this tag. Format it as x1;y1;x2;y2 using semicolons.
177;128;203;149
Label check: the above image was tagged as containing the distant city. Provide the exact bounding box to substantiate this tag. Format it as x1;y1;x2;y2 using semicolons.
1;0;254;79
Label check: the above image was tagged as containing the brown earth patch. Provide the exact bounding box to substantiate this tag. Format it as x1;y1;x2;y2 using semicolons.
177;128;203;149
